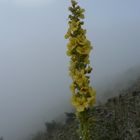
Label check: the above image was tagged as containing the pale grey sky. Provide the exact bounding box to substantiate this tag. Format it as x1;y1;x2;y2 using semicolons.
0;0;140;140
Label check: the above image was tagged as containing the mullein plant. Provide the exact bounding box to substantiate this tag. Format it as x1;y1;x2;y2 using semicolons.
65;0;96;139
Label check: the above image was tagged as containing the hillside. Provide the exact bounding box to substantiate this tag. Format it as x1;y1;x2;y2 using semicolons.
31;77;140;140
96;65;140;102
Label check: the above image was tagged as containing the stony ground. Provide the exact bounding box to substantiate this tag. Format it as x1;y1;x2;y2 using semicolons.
32;77;140;140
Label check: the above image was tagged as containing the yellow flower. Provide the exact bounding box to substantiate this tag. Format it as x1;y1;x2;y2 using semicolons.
76;45;91;55
71;96;89;112
80;87;89;94
84;55;90;64
77;106;85;112
69;21;79;32
89;87;96;97
77;35;87;45
73;70;88;87
70;83;76;94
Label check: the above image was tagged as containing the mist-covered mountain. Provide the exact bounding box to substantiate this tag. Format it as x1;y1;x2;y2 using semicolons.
1;65;140;140
96;64;140;102
28;65;140;140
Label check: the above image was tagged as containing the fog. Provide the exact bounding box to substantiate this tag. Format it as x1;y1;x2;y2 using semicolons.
0;0;140;140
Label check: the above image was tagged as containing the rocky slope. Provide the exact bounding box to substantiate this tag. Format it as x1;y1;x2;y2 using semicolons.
31;77;140;140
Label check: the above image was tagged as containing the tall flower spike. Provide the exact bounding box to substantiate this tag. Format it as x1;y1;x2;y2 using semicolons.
65;0;96;139
65;0;96;112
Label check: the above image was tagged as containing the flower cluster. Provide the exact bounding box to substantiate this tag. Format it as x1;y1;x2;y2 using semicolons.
65;0;96;112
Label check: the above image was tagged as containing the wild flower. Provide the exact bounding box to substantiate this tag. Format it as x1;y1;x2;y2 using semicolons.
65;0;96;113
65;0;96;139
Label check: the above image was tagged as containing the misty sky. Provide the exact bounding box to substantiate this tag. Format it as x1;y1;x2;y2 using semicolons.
0;0;140;140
